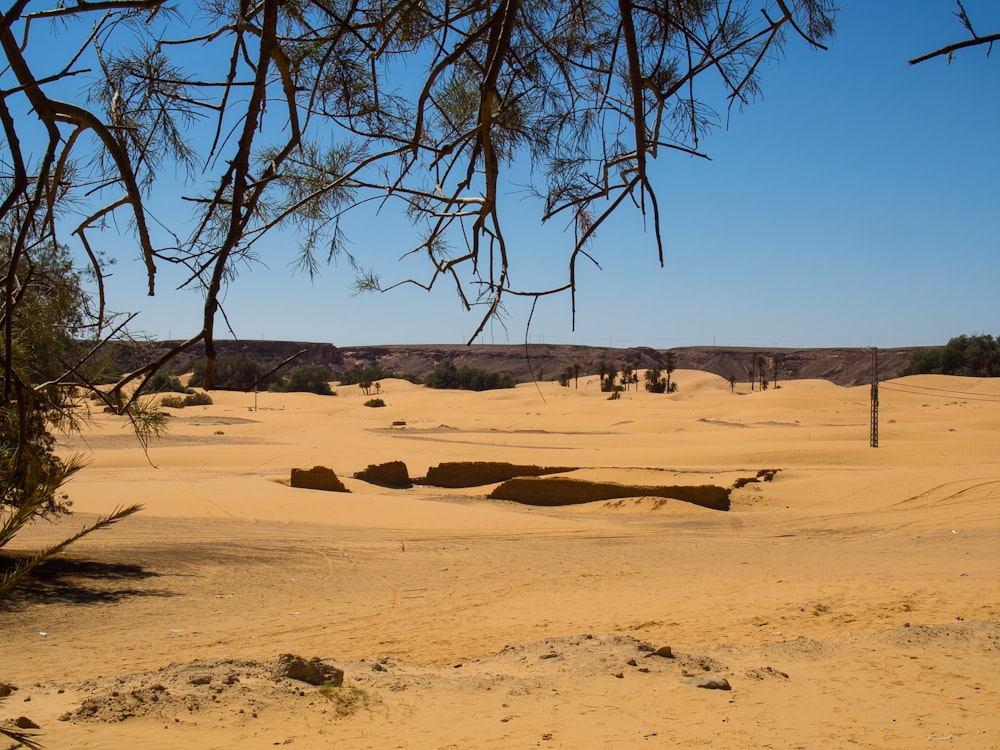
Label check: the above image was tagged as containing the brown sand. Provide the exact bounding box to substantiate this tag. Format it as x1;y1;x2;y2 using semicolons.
2;370;999;748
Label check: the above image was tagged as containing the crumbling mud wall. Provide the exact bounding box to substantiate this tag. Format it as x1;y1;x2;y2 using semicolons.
417;461;576;489
290;466;349;492
488;477;731;511
354;461;413;489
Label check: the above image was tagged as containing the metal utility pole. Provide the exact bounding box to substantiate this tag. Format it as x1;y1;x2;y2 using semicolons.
870;347;879;448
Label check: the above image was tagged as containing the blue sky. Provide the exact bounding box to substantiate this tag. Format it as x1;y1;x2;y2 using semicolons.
99;2;999;349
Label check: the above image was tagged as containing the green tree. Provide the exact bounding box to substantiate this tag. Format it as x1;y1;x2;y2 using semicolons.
424;359;515;391
188;353;272;391
0;0;836;393
901;335;1000;377
644;367;666;394
0;0;838;608
620;362;634;393
2;242;142;604
272;364;334;395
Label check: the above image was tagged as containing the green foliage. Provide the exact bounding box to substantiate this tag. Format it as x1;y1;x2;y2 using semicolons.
141;371;190;394
160;392;213;408
1;243;86;519
901;335;1000;377
645;367;667;393
596;361;618;392
422;360;516;391
363;398;386;408
337;364;399;385
270;364;334;395
188;353;272;391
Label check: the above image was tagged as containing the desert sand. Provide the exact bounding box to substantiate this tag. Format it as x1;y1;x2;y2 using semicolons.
2;369;999;749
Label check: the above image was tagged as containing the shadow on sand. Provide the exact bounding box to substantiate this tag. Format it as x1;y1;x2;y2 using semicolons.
0;555;177;608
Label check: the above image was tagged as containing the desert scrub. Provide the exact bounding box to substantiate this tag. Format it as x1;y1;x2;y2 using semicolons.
318;683;376;717
363;398;386;408
160;392;213;409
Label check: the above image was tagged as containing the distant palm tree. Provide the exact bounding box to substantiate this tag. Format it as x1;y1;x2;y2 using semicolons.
664;352;677;394
620;362;634;392
597;361;617;392
770;356;784;389
729;375;737;393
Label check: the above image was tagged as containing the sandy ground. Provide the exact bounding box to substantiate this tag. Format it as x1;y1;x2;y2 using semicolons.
2;370;999;749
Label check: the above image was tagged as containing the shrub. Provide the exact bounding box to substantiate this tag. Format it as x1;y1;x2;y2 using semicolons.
271;364;334;395
363;398;386;408
423;359;516;391
188;352;272;390
141;371;189;394
184;391;213;406
337;364;398;385
160;391;213;409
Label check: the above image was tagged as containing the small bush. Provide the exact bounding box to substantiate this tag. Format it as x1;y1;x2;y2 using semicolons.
184;391;213;406
363;398;386;408
270;364;334;395
160;391;213;409
141;371;190;394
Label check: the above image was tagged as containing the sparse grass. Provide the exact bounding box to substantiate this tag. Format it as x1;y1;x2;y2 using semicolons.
318;683;377;717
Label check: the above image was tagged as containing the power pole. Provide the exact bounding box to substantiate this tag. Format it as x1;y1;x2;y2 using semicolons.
870;347;879;448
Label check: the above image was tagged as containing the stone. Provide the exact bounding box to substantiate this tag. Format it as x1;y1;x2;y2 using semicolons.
682;675;732;690
645;645;674;659
272;654;344;686
14;716;39;729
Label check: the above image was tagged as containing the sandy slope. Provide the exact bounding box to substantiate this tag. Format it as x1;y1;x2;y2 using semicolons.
2;371;999;749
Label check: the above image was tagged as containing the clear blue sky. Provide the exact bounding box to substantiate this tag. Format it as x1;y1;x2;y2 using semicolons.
101;2;999;350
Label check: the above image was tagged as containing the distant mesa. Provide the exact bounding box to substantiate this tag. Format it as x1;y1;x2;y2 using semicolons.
289;466;349;493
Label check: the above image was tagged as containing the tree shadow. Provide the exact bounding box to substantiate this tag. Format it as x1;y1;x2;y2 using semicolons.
0;555;178;608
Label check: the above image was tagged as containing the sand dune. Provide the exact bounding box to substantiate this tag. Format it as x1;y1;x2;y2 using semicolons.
2;372;999;748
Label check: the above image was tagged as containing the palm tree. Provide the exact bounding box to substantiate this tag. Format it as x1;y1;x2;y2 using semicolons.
755;354;768;391
620;362;634;392
770;355;784;389
644;367;666;393
596;361;618;392
664;352;677;394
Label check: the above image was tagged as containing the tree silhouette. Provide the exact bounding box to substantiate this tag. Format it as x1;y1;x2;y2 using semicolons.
620;362;634;393
909;2;1000;65
771;355;784;389
0;0;837;598
664;352;677;394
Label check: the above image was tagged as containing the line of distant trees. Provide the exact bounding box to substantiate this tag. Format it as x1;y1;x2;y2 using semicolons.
900;334;1000;378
